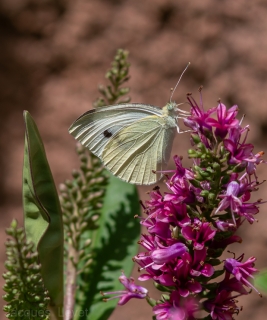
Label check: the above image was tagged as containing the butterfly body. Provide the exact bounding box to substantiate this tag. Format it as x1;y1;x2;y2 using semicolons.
69;101;186;185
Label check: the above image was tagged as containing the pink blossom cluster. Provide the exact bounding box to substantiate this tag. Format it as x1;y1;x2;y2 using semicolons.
104;94;265;320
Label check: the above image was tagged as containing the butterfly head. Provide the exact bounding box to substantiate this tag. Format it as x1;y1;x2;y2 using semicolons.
163;102;181;117
163;101;175;113
166;102;176;111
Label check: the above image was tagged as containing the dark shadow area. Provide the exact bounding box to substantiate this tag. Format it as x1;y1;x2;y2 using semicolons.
0;0;68;206
0;8;40;205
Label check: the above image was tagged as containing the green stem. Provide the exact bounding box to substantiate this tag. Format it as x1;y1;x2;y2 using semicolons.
64;243;79;320
64;197;81;320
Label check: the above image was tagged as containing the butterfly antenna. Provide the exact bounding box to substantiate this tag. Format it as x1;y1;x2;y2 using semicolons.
170;62;191;103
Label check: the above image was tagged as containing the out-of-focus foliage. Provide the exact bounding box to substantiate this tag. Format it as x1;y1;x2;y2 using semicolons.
3;220;50;320
94;49;130;107
255;270;267;294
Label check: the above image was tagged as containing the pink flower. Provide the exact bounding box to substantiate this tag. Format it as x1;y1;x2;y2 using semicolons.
224;127;254;166
154;252;203;297
151;242;188;266
182;218;216;250
218;271;249;295
224;255;261;296
184;94;216;137
215;180;261;225
101;272;148;305
204;290;241;320
153;292;198;320
206;103;239;140
190;248;214;278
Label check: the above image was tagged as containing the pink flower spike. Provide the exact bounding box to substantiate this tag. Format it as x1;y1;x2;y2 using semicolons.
101;271;148;305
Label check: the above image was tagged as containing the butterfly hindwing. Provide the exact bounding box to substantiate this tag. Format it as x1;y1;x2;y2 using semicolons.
101;115;176;185
69;103;162;158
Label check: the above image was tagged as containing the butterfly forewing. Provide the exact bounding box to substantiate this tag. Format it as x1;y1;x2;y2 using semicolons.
69;103;162;158
101;116;176;185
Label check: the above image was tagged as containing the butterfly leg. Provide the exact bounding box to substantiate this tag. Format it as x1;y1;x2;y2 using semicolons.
177;128;192;134
176;108;190;115
176;116;192;134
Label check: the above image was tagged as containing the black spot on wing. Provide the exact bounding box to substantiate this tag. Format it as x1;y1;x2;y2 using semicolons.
103;130;112;138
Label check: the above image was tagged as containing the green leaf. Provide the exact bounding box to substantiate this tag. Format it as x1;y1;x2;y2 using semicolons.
22;111;64;315
209;269;225;280
255;269;267;294
75;173;141;320
154;282;174;293
208;258;221;266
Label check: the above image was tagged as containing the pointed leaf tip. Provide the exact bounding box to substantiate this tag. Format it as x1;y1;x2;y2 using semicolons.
22;111;64;313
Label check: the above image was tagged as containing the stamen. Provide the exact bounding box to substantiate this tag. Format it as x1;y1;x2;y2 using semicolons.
241;277;262;297
155;169;175;173
138;261;154;271
230;210;237;227
227;251;236;258
199;85;204;110
101;290;126;296
102;294;124;302
239;114;246;125
139;200;146;209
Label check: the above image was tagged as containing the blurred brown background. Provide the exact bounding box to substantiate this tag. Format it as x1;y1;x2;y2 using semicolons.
1;0;267;319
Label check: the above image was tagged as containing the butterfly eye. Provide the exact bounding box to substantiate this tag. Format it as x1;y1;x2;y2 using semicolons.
103;130;112;138
167;103;174;111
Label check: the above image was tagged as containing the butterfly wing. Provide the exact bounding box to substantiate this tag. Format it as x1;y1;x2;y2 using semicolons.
101;115;176;185
69;103;162;158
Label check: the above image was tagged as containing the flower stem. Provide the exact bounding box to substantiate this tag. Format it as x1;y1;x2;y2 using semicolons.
64;243;79;320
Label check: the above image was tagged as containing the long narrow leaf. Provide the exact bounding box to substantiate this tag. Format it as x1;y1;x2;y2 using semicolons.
23;111;64;316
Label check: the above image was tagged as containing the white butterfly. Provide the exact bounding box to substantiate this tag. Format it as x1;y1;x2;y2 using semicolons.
69;101;190;185
69;64;190;185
